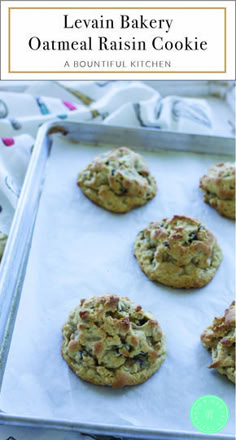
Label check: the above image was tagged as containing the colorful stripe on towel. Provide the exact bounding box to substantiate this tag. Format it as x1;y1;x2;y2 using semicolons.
1;138;15;147
62;100;77;111
36;97;50;115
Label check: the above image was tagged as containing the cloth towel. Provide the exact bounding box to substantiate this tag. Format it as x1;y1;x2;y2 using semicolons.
0;80;213;239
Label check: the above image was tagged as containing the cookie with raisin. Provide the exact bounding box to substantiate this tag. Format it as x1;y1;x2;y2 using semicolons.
62;294;166;387
134;215;222;289
200;162;235;219
201;301;235;384
77;147;156;213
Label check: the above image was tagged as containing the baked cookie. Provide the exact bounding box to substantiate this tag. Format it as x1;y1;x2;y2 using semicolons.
201;302;235;384
77;147;156;213
200;162;235;219
0;232;7;261
134;215;222;289
62;294;166;388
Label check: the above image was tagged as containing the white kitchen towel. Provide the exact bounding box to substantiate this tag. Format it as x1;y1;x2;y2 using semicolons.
0;80;213;238
0;135;34;235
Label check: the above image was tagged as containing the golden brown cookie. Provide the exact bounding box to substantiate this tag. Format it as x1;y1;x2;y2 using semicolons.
201;302;235;384
77;147;156;213
62;294;166;388
200;162;235;219
134;215;222;289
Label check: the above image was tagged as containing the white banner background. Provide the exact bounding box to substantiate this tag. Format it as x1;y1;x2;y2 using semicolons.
1;0;235;80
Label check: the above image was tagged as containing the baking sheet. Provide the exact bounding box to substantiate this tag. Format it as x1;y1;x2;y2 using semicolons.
0;136;235;435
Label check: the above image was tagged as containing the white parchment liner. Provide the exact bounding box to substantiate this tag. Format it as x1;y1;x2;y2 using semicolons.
0;137;235;435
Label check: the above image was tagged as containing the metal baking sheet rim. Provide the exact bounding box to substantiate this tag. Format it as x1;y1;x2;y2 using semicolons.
46;120;235;155
0;120;235;439
0;413;235;440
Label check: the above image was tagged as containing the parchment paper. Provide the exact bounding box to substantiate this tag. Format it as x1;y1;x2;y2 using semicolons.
0;137;235;435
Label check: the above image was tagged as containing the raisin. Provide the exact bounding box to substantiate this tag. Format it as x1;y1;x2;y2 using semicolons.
137;318;148;326
111;345;120;355
124;344;132;352
188;232;198;243
134;353;149;369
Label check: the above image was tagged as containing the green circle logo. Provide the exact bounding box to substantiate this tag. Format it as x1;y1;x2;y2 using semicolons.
190;395;229;433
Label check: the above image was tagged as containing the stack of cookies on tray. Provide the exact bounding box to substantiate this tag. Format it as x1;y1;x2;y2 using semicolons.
61;146;235;387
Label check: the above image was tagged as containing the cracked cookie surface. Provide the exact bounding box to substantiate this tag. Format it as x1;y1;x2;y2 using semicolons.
200;162;235;219
62;294;166;387
0;232;7;261
77;147;157;213
134;215;222;289
201;302;235;384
